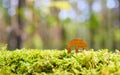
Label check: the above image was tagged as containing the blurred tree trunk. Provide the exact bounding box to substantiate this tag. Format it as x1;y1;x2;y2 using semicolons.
101;3;108;49
88;1;95;49
48;1;66;49
48;7;64;49
17;0;25;49
112;0;120;50
8;0;25;50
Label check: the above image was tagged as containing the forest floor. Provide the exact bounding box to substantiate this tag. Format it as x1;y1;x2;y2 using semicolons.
0;49;120;75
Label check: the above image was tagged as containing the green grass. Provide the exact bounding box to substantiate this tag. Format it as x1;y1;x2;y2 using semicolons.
0;49;120;75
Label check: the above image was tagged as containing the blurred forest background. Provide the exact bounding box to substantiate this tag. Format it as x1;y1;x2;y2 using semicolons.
0;0;120;51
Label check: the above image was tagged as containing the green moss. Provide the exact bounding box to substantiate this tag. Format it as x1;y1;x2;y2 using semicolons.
0;49;120;75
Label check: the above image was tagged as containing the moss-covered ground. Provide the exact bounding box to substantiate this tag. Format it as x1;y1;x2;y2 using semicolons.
0;49;120;75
